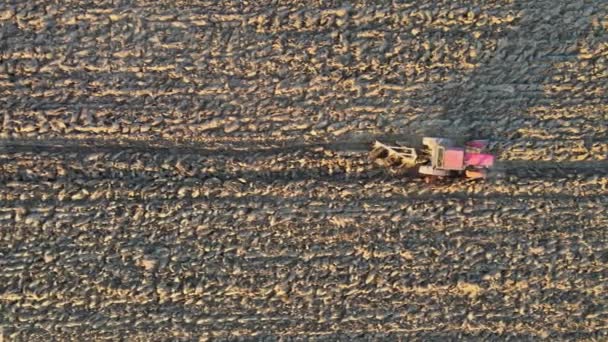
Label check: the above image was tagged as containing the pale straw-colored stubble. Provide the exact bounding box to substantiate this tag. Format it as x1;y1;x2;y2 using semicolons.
1;0;607;340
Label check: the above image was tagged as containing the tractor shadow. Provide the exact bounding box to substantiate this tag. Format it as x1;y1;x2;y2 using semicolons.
418;1;605;146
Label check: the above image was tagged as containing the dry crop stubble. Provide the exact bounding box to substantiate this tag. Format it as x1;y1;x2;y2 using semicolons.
0;0;607;340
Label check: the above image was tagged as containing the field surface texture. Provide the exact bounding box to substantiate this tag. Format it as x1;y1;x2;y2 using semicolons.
1;0;607;340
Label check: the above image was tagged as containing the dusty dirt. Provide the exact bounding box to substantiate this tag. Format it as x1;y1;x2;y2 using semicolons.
0;0;607;340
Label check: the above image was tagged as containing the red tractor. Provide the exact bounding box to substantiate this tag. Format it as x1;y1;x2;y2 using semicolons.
370;137;495;181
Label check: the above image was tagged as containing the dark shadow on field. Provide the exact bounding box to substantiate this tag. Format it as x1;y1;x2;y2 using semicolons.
3;130;607;193
0;131;426;156
418;1;604;139
0;136;319;156
1;137;606;184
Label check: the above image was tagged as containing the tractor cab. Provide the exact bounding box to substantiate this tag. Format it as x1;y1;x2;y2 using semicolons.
421;137;495;179
435;145;467;171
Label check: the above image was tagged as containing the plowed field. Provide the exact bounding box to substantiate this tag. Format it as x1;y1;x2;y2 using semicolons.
1;1;607;340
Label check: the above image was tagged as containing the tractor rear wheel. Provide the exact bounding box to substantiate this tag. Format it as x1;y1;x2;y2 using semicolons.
465;169;487;179
369;146;389;161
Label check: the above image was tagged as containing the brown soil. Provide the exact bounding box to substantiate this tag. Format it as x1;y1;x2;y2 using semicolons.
0;0;607;340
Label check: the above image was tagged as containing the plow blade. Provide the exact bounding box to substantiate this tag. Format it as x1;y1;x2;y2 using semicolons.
369;141;424;169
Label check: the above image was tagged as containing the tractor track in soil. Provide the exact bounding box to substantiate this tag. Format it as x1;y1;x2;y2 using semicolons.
2;138;606;179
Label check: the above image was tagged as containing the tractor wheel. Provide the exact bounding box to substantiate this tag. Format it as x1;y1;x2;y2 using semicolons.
465;169;487;179
423;176;436;184
369;146;389;161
